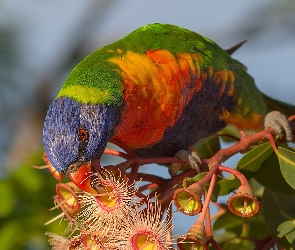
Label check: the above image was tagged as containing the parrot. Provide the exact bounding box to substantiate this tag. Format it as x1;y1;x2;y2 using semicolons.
43;23;293;177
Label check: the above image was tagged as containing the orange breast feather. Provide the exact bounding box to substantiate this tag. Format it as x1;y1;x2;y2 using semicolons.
108;49;204;148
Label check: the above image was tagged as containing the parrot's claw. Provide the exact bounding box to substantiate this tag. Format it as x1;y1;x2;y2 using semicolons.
264;111;293;142
169;150;202;176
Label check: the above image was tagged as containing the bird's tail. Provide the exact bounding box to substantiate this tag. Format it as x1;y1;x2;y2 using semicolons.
262;93;295;117
224;41;295;117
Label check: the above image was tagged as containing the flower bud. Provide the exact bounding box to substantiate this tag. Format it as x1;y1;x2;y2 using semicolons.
173;182;204;215
227;185;259;217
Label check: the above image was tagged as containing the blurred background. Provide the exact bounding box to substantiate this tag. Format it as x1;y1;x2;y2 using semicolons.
0;0;295;249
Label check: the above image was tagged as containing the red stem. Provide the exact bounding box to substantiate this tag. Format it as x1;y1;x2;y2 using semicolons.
218;165;249;186
197;165;219;186
167;169;197;187
209;238;223;250
266;133;278;154
198;173;217;223
117;156;182;171
128;163;140;184
204;191;213;237
208;128;278;165
109;138;138;158
91;159;101;173
147;186;164;199
131;173;167;185
138;183;159;193
103;148;130;160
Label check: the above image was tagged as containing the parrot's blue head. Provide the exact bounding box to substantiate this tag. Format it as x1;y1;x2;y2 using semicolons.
42;97;121;175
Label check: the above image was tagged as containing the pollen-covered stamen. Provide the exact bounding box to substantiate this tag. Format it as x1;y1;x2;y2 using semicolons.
47;183;82;222
47;233;85;250
131;230;164;250
77;169;138;234
120;199;174;250
45;183;82;235
243;199;247;215
44;210;66;226
56;182;82;210
82;234;106;249
45;195;80;235
90;169;134;211
102;165;125;180
92;180;120;212
49;196;71;211
46;232;73;250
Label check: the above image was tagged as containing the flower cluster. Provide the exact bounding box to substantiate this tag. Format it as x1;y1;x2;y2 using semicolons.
45;166;174;249
39;146;263;250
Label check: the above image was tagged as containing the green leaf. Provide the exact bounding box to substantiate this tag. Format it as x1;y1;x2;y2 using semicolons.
236;141;273;179
219;124;242;142
278;147;295;189
262;188;295;238
278;236;295;249
286;229;295;246
182;172;207;187
216;175;240;196
254;151;295;194
220;238;255;250
277;220;295;238
213;211;269;240
192;134;220;159
213;212;243;233
248;179;264;197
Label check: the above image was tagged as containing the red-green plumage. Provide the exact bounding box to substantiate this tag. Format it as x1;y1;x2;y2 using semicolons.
43;23;267;173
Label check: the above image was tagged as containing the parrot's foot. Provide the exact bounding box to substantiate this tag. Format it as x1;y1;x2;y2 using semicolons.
169;150;202;176
264;111;293;141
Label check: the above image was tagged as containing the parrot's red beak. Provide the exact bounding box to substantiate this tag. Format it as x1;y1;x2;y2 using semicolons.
68;163;97;194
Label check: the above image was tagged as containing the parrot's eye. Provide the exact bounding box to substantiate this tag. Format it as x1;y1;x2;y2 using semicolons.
78;128;89;141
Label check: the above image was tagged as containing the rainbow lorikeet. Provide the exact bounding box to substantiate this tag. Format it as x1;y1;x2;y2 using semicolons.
43;23;293;176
